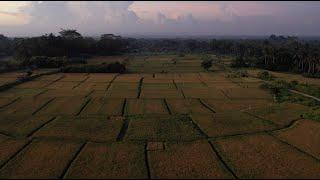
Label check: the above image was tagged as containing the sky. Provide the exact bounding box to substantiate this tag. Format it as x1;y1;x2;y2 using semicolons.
1;1;320;37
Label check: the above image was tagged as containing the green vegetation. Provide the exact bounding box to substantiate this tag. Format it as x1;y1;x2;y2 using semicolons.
257;71;274;81
227;69;249;78
201;55;213;70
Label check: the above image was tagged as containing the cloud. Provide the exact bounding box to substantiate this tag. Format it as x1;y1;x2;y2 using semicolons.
1;1;320;36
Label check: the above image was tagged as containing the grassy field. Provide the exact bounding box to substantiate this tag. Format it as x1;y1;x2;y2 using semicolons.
0;54;319;178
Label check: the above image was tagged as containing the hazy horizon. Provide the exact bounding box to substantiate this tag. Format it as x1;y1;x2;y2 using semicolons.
1;1;320;37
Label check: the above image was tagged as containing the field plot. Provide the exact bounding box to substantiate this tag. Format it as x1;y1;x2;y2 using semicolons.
106;82;138;98
125;99;169;115
34;73;63;82
0;54;318;178
0;115;54;137
73;82;109;91
212;133;320;178
0;77;17;86
0;88;45;98
124;115;204;141
0;139;82;179
173;73;201;83
191;112;275;137
199;72;229;82
33;116;123;141
45;81;80;90
113;74;142;83
0;138;29;167
143;77;173;84
182;86;227;99
140;83;183;98
80;97;124;116
65;142;147;179
245;103;310;126
166;99;214;114
0;97;52;116
0;97;17;108
85;73;117;83
58;73;88;82
201;99;273;112
222;87;273;99
14;80;51;89
37;89;90;98
272;119;320;159
206;82;240;89
35;97;88;115
148;140;234;179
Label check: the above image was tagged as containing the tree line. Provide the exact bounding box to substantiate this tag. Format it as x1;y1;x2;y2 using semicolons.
0;32;319;75
0;29;128;62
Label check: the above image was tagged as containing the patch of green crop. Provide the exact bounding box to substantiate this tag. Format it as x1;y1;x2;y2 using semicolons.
303;107;320;122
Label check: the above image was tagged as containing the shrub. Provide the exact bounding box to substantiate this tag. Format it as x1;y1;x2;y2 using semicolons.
302;72;320;78
24;56;87;68
257;71;274;81
25;56;67;68
201;59;213;70
260;80;291;102
228;70;249;78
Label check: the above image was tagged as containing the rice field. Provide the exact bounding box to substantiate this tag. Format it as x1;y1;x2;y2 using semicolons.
0;54;319;178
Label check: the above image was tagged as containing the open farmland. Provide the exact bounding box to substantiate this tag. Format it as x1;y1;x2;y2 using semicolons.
0;54;319;178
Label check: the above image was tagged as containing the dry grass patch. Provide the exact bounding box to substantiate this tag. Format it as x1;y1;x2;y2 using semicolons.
124;115;204;141
33;116;123;141
0;139;82;179
272;119;320;159
148;140;234;179
212;133;320;178
65;142;147;179
191;112;275;137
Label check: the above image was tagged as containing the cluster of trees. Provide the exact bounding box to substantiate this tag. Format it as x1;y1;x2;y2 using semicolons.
126;38;211;53
0;32;319;75
210;35;320;74
0;29;128;62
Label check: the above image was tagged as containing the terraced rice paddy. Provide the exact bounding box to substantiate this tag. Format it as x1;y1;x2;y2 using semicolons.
0;54;319;178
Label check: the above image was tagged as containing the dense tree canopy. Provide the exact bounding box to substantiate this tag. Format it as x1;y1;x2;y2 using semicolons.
0;32;319;75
